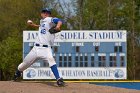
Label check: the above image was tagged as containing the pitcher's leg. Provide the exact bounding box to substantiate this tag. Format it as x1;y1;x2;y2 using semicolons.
43;47;65;86
13;47;37;81
43;47;60;79
48;57;60;80
18;50;37;71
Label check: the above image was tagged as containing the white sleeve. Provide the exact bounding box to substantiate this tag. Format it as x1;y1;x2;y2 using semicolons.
47;17;53;23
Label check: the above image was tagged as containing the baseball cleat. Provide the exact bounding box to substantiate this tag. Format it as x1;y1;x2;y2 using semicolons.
57;78;65;87
12;70;21;81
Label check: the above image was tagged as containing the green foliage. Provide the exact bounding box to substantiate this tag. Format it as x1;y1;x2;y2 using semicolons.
0;31;22;80
0;0;43;41
0;0;43;80
73;0;140;80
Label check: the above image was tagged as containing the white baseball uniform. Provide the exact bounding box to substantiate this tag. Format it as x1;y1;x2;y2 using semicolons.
18;17;56;71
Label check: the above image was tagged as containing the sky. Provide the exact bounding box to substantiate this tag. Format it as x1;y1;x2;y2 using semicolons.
58;0;76;16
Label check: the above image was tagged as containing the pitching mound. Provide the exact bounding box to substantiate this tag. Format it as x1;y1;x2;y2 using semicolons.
0;81;139;93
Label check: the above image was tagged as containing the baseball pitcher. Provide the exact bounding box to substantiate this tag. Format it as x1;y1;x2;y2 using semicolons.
13;8;65;86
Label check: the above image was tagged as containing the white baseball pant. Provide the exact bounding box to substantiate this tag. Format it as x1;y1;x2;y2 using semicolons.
18;46;56;71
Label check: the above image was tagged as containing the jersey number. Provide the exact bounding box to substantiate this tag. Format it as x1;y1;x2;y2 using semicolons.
41;29;46;34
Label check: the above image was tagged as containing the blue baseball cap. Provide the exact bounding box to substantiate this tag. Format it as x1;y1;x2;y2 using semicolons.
41;8;51;14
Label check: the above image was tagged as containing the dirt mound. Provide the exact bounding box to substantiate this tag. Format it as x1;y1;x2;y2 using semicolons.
0;81;139;93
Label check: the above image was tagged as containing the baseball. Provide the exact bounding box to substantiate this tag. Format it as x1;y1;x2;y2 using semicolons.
27;20;33;24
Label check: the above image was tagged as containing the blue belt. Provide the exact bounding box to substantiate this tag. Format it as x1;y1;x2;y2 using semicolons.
35;44;48;47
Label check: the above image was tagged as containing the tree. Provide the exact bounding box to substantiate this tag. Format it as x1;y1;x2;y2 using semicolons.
0;0;44;80
73;0;140;80
0;31;22;80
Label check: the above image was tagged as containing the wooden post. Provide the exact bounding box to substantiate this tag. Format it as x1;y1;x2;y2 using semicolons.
0;69;2;80
131;0;136;80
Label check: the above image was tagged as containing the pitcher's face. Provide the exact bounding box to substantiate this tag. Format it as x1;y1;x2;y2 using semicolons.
41;13;46;19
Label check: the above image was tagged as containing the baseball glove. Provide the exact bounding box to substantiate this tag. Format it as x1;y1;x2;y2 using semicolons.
49;26;61;34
